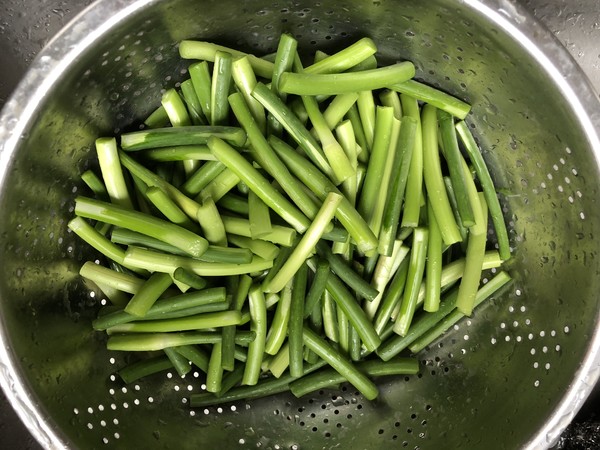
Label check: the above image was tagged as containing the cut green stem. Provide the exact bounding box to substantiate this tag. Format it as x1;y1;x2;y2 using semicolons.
316;242;378;301
290;357;419;397
179;40;274;79
222;216;296;247
228;92;321;220
189;61;212;120
120;126;246;151
271;33;297;101
303;37;377;75
265;280;293;355
270;137;378;256
107;310;242;334
302;94;354;185
80;261;144;295
231;56;267;135
421;104;462;246
196;195;228;246
251;83;334;178
107;329;255;352
289;264;308;377
210;51;233;126
208;136;310;233
303;259;330;318
399;94;423;227
279;62;415;96
390;79;471;119
146;186;198;231
161;88;191;127
409;271;512;353
438;110;475;226
180;79;206;125
243;284;268;385
123;246;271;276
248;190;272;239
141;145;215;162
302;327;378;400
181;161;226;196
164;347;192;377
378;116;418;255
424;202;443;312
93;287;226;330
393;228;429;336
306;260;381;353
96;137;134;209
262;192;342;293
456;120;511;261
75;196;208;258
456;192;488;316
118;356;173;384
189;360;327;407
124;272;173;317
206;342;223;392
175;345;210;373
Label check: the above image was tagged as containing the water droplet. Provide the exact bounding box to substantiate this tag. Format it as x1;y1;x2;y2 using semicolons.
331;396;345;407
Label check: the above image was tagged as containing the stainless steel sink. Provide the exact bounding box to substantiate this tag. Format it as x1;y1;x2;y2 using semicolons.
0;0;598;448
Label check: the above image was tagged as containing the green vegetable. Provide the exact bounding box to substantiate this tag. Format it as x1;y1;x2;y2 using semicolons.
107;310;242;333
378;115;418;255
270;136;378;256
302;327;378;400
264;280;292;355
118;356;173;384
409;271;512;353
161;88;191;127
289;357;419;397
232;57;267;134
188;61;212;120
93;287;226;330
96;137;134;209
71;36;514;410
390;79;471;119
120;126;246;151
262;192;342;293
228;91;321;220
279;62;416;96
303;259;330;318
421;104;462;246
164;347;192;377
399;94;424;227
180;79;206;125
122;246;271;276
179;40;274;79
107;330;256;352
252;83;335;180
210;51;233;126
289;264;308;377
208;136;310;233
302;37;377;75
124;272;173;317
438;109;475;226
393;228;429;336
456;121;511;261
242;284;267;385
75;196;208;258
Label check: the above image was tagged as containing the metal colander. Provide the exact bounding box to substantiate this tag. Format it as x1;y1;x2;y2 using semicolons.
1;0;600;448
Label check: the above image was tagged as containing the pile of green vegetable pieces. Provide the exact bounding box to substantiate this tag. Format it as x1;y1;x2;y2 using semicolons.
69;35;512;405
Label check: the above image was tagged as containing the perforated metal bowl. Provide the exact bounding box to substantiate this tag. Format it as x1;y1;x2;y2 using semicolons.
1;0;600;448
